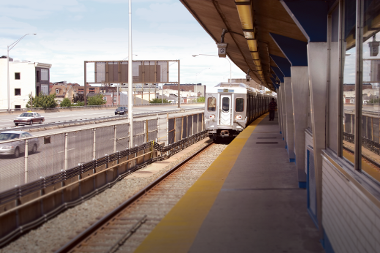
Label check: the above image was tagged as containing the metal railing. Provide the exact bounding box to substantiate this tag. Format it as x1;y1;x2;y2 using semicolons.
0;112;204;193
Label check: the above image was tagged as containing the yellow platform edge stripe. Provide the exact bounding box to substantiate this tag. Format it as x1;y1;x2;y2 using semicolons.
135;113;268;253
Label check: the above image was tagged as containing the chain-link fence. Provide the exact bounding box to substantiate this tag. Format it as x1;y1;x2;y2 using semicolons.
168;113;204;144
0;113;203;193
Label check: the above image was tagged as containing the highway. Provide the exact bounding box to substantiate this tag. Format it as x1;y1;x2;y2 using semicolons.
0;104;204;129
0;104;204;192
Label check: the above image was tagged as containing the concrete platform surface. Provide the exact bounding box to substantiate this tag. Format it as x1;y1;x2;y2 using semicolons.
136;113;324;253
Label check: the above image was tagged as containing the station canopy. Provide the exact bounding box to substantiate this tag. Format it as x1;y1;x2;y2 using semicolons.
180;0;309;91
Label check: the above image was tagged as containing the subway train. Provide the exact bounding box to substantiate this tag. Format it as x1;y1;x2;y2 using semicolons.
204;82;273;140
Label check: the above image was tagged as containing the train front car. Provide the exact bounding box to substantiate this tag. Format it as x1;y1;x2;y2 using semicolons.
205;83;255;141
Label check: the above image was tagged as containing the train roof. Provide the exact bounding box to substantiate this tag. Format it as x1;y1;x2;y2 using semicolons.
214;82;247;88
206;82;258;94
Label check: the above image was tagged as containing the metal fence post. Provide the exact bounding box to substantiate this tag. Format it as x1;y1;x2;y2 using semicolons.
157;114;159;142
93;128;96;160
64;133;68;171
192;114;194;136
24;139;28;183
146;119;149;143
166;113;169;145
114;125;117;153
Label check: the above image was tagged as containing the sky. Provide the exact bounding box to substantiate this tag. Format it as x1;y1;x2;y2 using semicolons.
0;0;247;88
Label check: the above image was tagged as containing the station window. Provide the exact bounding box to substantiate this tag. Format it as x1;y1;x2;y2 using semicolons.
14;88;21;96
207;97;216;111
15;73;20;80
342;0;356;164
340;0;380;182
236;98;244;112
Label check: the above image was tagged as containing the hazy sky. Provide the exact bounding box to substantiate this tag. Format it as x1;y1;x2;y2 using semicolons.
0;0;246;87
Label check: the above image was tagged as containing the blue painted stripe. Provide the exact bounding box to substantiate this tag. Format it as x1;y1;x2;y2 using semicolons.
298;182;306;188
289;158;295;163
321;230;335;253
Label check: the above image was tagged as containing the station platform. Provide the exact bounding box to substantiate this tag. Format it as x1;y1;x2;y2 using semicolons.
136;113;324;253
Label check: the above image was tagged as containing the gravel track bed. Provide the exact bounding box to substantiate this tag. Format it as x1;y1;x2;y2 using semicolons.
0;140;227;253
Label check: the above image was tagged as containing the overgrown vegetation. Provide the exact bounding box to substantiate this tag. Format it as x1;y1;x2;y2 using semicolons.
150;98;170;103
26;94;58;109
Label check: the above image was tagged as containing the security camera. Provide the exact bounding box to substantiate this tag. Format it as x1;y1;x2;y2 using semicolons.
246;69;251;82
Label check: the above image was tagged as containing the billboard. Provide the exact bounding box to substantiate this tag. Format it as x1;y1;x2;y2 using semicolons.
85;60;176;84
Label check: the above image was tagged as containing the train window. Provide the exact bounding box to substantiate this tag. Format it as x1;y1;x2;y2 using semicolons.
207;97;216;111
236;98;244;112
222;97;229;111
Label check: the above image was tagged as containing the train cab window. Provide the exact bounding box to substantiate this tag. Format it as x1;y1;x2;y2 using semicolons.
222;97;229;111
236;98;244;112
207;97;216;111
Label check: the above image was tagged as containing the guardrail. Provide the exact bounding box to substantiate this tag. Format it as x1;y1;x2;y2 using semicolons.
0;102;204;114
0;107;203;132
0;130;208;247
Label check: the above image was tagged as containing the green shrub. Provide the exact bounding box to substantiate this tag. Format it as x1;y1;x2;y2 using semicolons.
26;94;58;109
60;98;72;107
197;97;205;103
150;98;170;103
87;94;106;105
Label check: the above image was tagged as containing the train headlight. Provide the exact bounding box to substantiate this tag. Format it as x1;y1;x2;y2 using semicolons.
235;115;242;120
209;114;215;119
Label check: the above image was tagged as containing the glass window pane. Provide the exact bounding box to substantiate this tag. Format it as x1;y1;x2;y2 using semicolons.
343;0;356;163
236;98;244;112
207;97;216;111
361;0;380;181
222;97;229;111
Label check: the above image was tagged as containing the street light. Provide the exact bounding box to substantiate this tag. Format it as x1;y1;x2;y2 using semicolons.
192;54;232;83
7;33;37;111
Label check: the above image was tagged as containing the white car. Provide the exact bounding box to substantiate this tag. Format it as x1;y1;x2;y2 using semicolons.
0;131;39;158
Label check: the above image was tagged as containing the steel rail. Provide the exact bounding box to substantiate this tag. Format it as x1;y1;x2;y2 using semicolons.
56;141;213;253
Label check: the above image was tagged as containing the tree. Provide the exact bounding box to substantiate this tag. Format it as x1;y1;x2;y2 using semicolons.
87;94;106;105
60;98;72;107
150;98;170;103
73;94;84;103
26;94;58;109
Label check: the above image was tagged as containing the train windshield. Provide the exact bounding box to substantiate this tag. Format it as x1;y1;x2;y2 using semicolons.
207;97;216;111
236;98;244;112
222;97;229;111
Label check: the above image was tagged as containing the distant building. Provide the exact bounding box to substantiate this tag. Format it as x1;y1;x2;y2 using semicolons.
0;56;51;109
163;83;205;97
343;83;372;91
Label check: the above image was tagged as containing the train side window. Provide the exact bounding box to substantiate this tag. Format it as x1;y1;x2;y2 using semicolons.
207;97;216;111
236;98;244;112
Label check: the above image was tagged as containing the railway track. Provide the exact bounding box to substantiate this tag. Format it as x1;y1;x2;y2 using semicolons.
56;141;223;253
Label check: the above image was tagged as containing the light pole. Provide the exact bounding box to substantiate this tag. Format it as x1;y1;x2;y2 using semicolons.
7;33;36;111
128;0;133;148
192;54;232;83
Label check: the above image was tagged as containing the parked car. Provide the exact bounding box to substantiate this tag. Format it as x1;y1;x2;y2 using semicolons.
14;112;45;126
0;131;40;158
115;106;128;115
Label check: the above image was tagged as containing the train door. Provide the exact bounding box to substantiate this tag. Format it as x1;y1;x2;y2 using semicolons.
219;95;232;125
